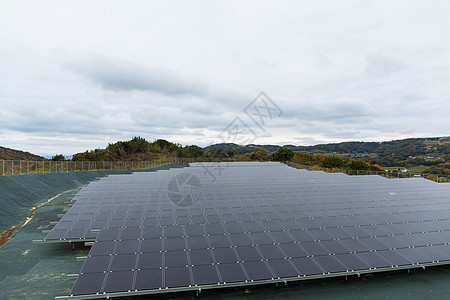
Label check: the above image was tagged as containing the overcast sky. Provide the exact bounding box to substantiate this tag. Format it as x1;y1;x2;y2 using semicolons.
1;1;449;157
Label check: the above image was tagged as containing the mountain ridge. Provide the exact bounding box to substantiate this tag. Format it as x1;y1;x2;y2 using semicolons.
0;146;46;161
2;136;448;169
204;136;449;157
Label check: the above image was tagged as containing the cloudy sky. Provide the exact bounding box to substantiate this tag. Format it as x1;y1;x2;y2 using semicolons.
1;1;449;157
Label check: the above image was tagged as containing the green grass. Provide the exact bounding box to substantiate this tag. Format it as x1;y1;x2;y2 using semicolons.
407;165;430;173
383;166;406;171
424;140;439;144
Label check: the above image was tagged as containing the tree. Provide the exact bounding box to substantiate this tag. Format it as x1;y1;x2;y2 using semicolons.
322;155;344;168
369;164;384;171
52;154;65;161
154;139;180;152
129;136;149;153
209;149;225;159
347;160;369;170
180;145;204;158
271;147;294;161
255;149;269;161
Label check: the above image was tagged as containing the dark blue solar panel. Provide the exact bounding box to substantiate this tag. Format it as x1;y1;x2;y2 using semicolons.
40;162;450;298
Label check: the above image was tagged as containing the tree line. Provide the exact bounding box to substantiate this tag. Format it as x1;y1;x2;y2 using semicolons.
55;137;384;172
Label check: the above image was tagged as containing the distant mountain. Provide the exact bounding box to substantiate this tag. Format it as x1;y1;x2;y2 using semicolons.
206;137;448;155
0;146;46;161
66;136;450;175
204;137;449;167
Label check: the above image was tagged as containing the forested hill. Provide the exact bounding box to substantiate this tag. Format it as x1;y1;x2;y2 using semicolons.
72;136;448;164
205;137;449;159
203;143;280;155
205;137;449;172
0;146;46;161
71;137;204;161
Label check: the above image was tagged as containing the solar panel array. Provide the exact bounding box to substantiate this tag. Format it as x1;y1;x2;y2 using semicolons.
45;162;450;299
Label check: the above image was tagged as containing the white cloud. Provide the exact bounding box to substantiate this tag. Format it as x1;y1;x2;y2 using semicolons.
68;55;208;96
0;0;449;156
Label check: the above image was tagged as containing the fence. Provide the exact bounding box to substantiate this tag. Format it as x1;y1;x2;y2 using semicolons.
0;157;244;176
0;158;179;176
285;161;449;183
1;159;449;183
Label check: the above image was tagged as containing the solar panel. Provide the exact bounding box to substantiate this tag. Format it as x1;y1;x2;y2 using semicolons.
44;162;450;299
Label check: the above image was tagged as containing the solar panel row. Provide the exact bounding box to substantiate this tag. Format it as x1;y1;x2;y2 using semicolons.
44;162;450;298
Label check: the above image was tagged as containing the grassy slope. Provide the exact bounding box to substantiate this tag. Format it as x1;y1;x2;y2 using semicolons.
0;146;45;161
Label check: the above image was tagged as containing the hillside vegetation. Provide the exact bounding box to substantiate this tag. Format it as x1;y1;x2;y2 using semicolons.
205;137;449;175
2;136;447;176
72;137;204;161
0;146;45;161
70;137;384;172
205;137;449;159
